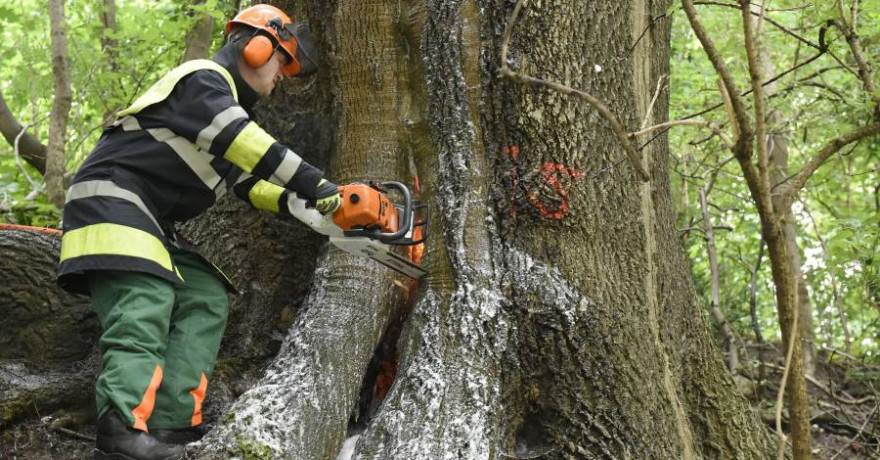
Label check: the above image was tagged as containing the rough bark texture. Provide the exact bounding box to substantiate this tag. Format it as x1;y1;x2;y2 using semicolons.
0;231;95;364
0;230;98;427
47;0;72;208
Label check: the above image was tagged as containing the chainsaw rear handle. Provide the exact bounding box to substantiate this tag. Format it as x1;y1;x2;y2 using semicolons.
340;181;411;243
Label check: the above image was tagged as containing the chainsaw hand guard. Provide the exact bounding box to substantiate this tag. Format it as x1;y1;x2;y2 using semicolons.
333;181;428;246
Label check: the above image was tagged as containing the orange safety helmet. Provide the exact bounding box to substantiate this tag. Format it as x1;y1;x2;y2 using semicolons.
226;4;315;76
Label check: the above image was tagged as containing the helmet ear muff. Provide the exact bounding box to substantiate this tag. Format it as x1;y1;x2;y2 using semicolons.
242;34;275;68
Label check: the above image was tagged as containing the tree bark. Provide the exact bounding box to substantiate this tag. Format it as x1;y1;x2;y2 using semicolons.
0;229;98;427
47;0;72;208
195;0;775;458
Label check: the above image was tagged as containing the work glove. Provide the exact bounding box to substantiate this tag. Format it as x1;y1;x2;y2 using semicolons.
313;179;341;215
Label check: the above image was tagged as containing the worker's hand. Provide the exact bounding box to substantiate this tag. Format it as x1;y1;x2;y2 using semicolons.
314;179;341;215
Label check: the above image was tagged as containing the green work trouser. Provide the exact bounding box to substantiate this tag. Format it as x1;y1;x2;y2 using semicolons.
88;246;229;431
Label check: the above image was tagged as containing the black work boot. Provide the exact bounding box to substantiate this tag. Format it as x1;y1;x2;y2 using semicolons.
94;410;184;460
151;425;207;445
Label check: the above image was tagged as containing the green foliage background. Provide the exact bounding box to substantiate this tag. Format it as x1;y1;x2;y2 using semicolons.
0;1;878;360
0;0;235;226
668;1;880;360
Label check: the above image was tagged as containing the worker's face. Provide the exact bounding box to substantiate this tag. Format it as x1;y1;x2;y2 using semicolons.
241;50;287;96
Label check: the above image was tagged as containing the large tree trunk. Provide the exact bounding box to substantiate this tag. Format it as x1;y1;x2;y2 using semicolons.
192;0;774;458
2;1;776;458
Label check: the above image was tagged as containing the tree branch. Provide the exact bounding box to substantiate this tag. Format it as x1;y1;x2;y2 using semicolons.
500;0;649;182
700;186;740;372
779;121;880;208
681;0;752;140
694;1;821;49
0;91;46;174
15;123;43;191
741;1;771;216
641;75;667;129
631;120;733;148
828;14;878;116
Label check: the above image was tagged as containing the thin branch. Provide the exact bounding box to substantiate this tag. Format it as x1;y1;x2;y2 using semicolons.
0;90;47;174
829;14;879;114
631;120;733;148
765;362;875;406
829;403;879;460
641;75;667;129
14;123;44;191
500;0;649;182
802;198;851;354
799;81;847;102
779;121;880;208
749;238;766;343
639;48;829;151
700;187;740;372
681;0;751;139
681;47;826;122
742;0;770;204
694;1;820;49
706;155;736;194
682;23;829;119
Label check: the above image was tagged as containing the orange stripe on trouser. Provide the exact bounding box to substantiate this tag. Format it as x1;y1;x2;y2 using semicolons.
131;365;164;432
190;373;208;426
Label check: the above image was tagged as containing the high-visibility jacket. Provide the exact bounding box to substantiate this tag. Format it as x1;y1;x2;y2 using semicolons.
57;45;323;295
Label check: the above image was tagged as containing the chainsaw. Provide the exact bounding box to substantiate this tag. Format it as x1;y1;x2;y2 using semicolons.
288;181;428;279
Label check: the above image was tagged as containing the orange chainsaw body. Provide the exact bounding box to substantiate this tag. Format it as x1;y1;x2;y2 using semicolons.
333;183;399;233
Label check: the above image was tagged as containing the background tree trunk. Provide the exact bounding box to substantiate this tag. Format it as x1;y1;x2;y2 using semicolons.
757;10;816;378
47;0;72;208
181;0;216;63
99;0;121;126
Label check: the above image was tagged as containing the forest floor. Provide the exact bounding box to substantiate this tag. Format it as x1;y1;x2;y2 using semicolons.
1;345;879;459
743;344;880;459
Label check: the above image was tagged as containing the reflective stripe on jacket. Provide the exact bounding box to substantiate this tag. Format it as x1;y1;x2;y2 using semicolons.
57;53;322;295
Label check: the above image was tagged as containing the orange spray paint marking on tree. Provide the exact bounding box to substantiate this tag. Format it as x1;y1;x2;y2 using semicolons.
527;162;586;219
501;145;585;220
